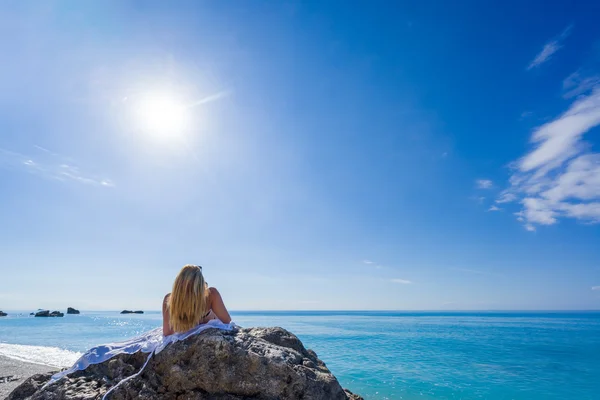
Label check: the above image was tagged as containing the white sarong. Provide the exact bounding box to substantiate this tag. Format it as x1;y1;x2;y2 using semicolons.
44;319;235;399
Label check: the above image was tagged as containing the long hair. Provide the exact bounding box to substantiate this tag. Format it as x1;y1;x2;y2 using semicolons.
168;264;209;333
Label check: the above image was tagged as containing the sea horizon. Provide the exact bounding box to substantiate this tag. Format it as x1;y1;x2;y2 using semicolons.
3;309;600;317
2;310;600;399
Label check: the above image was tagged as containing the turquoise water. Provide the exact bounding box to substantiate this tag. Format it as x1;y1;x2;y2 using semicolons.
1;311;599;399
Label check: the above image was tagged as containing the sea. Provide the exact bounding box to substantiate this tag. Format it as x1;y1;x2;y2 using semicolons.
1;311;599;399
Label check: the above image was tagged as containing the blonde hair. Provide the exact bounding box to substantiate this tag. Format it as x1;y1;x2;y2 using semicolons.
168;264;209;333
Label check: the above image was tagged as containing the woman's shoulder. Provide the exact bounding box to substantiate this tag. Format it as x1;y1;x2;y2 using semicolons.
207;286;220;296
207;287;221;302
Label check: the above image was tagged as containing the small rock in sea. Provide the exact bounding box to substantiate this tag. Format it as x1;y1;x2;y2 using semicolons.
34;310;64;317
66;307;80;314
0;311;7;317
9;326;364;400
29;312;34;316
120;310;144;314
34;310;49;317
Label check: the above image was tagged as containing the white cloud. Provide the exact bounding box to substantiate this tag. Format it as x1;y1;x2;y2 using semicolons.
527;26;572;70
488;205;502;212
363;260;374;265
390;278;413;284
520;92;600;172
501;88;600;229
525;224;536;232
476;179;493;189
592;286;600;291
0;146;113;188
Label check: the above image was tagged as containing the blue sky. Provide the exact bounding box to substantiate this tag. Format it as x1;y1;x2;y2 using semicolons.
1;1;599;311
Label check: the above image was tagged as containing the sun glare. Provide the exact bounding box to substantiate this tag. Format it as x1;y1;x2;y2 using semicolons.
134;93;189;138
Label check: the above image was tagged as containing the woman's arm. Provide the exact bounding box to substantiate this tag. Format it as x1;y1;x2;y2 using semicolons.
209;287;232;324
162;294;174;336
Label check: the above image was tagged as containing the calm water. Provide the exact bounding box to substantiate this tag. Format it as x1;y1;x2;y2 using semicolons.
1;311;599;399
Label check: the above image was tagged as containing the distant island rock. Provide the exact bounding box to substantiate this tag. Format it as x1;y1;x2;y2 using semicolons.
8;326;363;400
120;310;144;314
34;310;64;317
0;311;7;317
66;307;80;314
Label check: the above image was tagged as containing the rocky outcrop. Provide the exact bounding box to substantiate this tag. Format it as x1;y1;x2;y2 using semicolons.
9;326;363;400
0;311;7;317
34;310;64;317
120;310;143;314
66;307;80;314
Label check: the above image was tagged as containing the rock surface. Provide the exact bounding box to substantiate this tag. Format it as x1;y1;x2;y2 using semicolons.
34;310;64;317
120;310;144;314
0;311;7;317
66;307;80;314
9;327;363;400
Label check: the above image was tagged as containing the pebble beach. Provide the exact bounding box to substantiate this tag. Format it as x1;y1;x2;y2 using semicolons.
0;355;55;400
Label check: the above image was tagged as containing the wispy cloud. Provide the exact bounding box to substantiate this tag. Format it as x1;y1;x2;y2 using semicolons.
476;179;493;189
470;196;486;205
520;111;533;120
488;205;502;212
527;25;572;70
498;87;600;229
188;90;231;108
363;259;383;269
390;278;413;284
563;70;600;99
0;146;113;188
592;286;600;291
496;192;517;204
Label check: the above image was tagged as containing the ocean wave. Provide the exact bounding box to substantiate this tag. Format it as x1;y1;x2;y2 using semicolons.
0;342;81;368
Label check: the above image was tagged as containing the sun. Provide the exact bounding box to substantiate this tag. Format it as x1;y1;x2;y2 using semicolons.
134;92;190;138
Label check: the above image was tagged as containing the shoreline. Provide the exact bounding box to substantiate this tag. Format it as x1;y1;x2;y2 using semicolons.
0;355;57;400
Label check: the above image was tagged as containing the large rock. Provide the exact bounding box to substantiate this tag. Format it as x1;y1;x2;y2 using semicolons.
67;307;80;314
9;327;363;400
120;310;144;314
0;311;7;317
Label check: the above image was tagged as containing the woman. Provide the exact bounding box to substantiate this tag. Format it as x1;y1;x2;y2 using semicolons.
162;264;231;336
